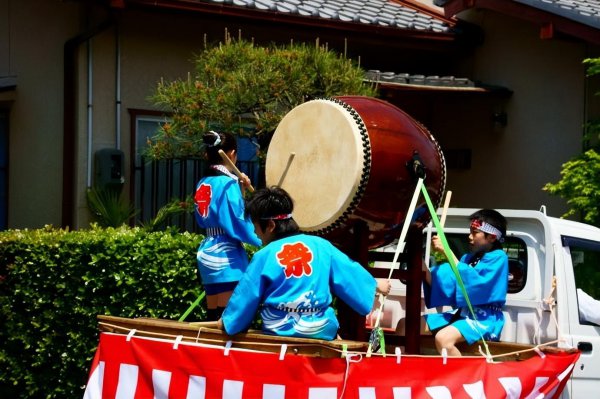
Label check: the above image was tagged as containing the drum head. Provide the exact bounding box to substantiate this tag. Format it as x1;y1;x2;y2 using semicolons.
266;99;369;232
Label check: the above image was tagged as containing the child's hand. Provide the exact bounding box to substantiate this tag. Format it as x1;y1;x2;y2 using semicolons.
431;236;444;253
239;173;252;191
376;279;392;296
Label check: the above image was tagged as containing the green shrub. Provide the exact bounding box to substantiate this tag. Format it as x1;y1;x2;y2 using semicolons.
147;35;377;159
0;226;238;398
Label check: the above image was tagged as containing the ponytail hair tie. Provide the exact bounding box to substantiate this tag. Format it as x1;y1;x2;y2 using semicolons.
207;130;222;147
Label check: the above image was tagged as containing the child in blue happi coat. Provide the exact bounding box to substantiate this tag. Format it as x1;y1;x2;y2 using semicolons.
217;186;391;340
423;209;508;356
194;130;262;321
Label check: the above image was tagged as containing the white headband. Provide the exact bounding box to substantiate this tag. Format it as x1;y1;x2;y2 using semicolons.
471;219;504;242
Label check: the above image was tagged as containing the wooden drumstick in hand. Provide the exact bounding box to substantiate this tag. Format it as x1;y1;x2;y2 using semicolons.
218;149;255;192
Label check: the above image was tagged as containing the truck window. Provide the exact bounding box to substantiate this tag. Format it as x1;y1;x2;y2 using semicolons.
442;234;528;294
563;236;600;326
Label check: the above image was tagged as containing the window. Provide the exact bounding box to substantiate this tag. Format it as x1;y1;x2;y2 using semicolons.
131;112;171;225
129;110;262;231
563;236;600;326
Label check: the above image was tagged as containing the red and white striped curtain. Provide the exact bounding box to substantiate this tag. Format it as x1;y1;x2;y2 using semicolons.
84;332;579;399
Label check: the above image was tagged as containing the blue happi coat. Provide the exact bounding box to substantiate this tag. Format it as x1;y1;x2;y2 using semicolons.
194;172;261;285
222;234;377;340
423;249;508;344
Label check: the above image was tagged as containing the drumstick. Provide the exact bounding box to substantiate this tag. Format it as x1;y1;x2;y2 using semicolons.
188;321;220;329
276;152;296;188
437;190;458;264
439;190;452;227
423;191;451;268
218;149;254;192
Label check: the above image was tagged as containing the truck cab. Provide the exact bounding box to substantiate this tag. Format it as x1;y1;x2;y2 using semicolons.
373;207;600;398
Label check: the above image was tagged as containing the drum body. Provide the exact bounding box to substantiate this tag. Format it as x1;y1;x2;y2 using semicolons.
266;96;446;250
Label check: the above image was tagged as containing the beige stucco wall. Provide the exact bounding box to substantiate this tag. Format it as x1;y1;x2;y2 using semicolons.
1;0;81;229
429;10;599;219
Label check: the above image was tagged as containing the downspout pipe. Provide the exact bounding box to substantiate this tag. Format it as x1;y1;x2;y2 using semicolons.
62;17;113;228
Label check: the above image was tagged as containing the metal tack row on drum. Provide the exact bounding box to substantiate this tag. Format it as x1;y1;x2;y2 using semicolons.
265;96;446;251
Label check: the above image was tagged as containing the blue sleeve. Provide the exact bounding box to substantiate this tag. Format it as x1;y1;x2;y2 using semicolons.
221;250;268;335
455;249;508;307
424;262;458;308
218;181;262;247
425;250;508;308
328;242;377;316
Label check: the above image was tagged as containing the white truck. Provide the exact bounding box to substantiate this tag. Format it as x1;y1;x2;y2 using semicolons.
373;207;600;398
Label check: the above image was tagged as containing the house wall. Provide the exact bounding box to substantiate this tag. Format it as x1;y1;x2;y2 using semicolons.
428;10;600;218
1;0;81;229
2;1;599;229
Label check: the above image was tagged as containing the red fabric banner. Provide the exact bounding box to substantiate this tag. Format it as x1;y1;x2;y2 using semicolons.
83;332;579;399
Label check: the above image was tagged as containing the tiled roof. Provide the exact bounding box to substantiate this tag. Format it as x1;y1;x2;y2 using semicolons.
435;0;600;29
516;0;600;29
203;0;453;33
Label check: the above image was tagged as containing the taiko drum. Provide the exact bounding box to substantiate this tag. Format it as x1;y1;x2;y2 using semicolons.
265;96;446;250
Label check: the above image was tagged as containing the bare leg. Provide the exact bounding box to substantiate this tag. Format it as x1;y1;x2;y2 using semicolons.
434;325;465;356
206;294;218;309
216;291;233;308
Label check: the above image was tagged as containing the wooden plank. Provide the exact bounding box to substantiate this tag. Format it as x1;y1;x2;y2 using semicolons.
97;315;368;358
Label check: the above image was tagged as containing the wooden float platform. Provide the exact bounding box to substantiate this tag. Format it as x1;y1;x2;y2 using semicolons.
98;315;573;362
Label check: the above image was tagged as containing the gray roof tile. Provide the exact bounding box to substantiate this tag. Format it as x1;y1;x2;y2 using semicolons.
515;0;600;28
198;0;452;33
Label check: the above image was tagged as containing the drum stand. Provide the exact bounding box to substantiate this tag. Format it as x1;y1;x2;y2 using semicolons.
336;221;424;354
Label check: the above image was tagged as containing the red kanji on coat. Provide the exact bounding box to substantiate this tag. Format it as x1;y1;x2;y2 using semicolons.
276;242;313;278
195;183;212;218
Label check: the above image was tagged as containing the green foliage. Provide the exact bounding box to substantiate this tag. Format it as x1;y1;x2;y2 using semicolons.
147;35;377;159
543;149;600;226
583;57;600;77
142;195;195;232
86;186;138;227
0;226;214;398
543;57;600;226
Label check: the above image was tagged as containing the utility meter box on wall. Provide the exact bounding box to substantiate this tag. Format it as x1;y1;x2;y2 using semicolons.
94;148;125;193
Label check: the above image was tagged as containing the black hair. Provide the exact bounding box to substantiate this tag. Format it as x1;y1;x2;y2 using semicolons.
470;208;507;249
202;130;237;166
245;186;300;238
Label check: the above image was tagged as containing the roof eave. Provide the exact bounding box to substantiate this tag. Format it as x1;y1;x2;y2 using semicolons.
437;0;600;46
116;0;459;43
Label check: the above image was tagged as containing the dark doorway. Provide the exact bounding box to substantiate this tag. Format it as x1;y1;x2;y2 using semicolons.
0;110;8;230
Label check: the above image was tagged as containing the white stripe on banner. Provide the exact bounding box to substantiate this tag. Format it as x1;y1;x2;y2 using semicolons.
186;375;206;399
152;369;172;399
392;387;412;399
263;384;285;399
463;381;486;399
359;387;376;399
498;377;522;398
83;361;105;399
223;379;244;399
425;386;452;399
308;387;337;399
115;364;139;399
524;377;549;399
546;363;575;399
